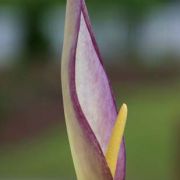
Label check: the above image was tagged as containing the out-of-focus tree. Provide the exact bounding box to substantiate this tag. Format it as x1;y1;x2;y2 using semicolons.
1;0;169;65
88;0;169;65
1;0;65;65
25;2;49;64
118;0;168;64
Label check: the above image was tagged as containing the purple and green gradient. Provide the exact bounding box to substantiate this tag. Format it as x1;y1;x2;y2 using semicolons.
61;0;126;179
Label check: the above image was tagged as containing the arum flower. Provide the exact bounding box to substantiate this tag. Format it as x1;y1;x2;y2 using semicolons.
61;0;128;180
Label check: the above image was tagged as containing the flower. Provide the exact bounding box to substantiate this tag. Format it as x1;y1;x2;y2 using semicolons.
61;0;128;180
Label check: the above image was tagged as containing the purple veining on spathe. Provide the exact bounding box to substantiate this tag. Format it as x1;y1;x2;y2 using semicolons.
82;2;126;179
81;3;126;178
68;0;113;179
81;0;118;114
115;140;126;180
65;0;126;179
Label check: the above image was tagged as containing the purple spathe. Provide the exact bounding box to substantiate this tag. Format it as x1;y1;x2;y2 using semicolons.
61;0;126;179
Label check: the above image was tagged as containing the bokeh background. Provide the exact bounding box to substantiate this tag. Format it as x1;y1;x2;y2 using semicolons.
0;0;180;179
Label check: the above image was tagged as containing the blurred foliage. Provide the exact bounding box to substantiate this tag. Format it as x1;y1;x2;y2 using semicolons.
1;0;169;13
0;125;75;178
0;94;6;119
0;90;10;125
0;0;172;66
0;81;179;179
25;4;49;64
0;1;179;179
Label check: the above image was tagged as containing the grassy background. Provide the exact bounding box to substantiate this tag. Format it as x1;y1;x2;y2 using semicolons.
0;0;180;179
0;81;179;180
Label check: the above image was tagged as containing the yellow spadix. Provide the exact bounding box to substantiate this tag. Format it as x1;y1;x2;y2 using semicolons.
106;104;128;177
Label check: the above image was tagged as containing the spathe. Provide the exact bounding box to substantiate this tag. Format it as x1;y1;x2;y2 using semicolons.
61;0;126;179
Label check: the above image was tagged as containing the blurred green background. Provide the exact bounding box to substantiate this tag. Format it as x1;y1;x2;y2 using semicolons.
0;0;180;179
